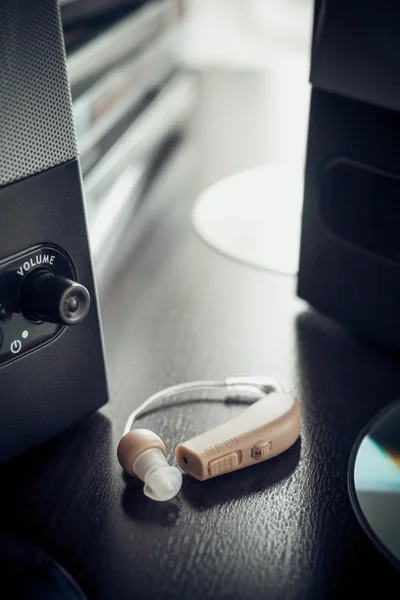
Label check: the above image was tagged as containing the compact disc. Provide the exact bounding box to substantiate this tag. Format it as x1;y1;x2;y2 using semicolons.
348;399;400;569
192;165;303;275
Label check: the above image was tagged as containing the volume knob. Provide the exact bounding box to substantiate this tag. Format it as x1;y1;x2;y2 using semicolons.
20;269;91;326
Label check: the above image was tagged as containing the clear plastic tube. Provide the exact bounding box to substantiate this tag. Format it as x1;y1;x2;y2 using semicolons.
123;376;287;435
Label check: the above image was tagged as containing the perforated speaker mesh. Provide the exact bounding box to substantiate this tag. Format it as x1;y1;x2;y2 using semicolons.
0;0;78;188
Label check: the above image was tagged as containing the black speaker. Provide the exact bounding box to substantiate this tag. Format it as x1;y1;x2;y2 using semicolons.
298;0;400;349
0;0;108;461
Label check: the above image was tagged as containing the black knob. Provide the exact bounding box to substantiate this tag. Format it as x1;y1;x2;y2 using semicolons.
20;269;91;326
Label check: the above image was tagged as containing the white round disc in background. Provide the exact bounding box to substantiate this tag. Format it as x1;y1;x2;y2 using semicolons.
192;165;303;275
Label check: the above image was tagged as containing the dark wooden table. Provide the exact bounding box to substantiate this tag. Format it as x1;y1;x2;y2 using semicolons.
1;71;400;599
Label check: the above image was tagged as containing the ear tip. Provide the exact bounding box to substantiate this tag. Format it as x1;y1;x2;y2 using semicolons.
117;429;167;475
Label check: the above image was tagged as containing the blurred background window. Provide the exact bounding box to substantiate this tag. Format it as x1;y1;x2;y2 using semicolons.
61;0;313;289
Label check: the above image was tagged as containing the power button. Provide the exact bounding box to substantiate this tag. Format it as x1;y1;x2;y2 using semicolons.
208;451;242;476
10;339;22;354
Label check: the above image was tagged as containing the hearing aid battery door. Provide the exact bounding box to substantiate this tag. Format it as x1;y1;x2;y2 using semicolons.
0;0;108;461
176;393;301;481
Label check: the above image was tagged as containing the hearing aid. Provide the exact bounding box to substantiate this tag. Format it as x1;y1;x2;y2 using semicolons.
117;377;301;500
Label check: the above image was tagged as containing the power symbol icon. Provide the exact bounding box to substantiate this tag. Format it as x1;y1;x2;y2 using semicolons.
10;340;22;354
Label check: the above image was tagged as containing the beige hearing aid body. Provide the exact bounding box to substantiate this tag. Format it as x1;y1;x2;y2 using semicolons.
176;392;301;480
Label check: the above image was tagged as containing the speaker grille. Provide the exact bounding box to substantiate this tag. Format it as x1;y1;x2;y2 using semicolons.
0;0;78;188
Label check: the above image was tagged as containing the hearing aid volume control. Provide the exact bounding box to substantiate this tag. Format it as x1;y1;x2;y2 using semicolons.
251;441;272;460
